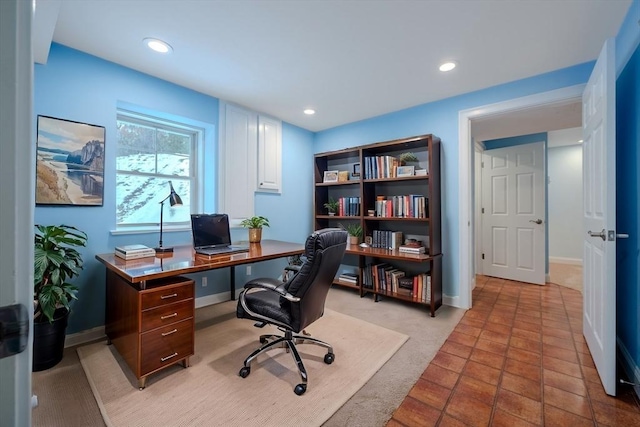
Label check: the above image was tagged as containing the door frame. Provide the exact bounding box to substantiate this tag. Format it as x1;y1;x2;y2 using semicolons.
458;84;585;308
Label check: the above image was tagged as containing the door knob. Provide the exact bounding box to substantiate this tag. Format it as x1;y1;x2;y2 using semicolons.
588;229;606;241
529;219;543;224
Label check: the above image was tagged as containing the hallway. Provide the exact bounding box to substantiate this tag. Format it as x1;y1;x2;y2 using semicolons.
387;276;640;426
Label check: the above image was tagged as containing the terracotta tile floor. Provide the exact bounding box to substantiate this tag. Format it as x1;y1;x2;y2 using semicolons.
387;275;640;427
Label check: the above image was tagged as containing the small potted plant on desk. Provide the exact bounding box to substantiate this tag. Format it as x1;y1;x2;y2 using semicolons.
340;222;363;245
240;216;270;243
33;224;88;371
324;198;339;216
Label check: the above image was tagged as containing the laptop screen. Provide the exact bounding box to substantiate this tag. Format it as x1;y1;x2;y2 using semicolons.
190;214;232;249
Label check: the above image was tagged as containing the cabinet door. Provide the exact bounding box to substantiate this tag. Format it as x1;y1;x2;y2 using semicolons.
219;103;257;225
257;115;282;193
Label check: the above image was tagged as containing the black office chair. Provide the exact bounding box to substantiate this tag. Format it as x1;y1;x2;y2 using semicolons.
236;228;348;395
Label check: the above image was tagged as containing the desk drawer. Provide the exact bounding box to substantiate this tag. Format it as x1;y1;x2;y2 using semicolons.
141;280;194;310
141;299;194;333
140;319;194;375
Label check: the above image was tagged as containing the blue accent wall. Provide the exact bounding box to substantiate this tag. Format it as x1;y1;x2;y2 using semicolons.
35;44;314;333
616;44;640;385
314;65;592;298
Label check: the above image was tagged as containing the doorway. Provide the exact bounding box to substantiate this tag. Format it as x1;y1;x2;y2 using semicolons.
458;84;585;309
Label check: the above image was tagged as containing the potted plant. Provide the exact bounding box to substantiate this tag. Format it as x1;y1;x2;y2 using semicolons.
33;224;88;371
323;198;339;216
340;222;363;245
240;216;270;243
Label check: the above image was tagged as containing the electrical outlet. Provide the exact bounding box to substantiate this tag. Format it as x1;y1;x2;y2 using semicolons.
202;277;207;287
246;265;251;275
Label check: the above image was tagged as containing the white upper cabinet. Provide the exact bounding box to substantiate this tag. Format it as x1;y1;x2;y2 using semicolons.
257;114;282;193
219;102;281;225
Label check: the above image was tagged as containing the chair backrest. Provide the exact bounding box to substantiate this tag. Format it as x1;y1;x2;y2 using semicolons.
284;228;348;331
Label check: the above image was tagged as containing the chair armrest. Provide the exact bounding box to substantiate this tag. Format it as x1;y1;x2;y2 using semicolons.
243;278;300;302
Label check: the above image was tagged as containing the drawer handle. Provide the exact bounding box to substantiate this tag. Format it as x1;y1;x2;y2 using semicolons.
160;293;178;300
161;352;178;362
161;328;178;337
160;312;178;320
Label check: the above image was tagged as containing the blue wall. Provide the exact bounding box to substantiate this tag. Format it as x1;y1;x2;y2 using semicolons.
35;44;314;333
314;65;593;299
616;44;640;386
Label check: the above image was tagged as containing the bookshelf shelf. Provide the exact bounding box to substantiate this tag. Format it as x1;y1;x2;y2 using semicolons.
315;134;442;316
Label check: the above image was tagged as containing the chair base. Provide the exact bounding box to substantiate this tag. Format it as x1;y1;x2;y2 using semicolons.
239;329;334;395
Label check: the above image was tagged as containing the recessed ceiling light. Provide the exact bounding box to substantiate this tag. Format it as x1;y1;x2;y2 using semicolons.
439;61;457;72
578;139;584;143
143;38;173;54
304;109;316;115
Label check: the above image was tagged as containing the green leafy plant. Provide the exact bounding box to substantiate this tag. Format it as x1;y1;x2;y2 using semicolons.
339;222;363;238
323;198;339;214
239;216;270;229
34;224;88;323
399;152;418;164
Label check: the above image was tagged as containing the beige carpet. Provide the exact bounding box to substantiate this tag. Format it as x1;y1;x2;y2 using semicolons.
77;308;408;427
549;262;583;292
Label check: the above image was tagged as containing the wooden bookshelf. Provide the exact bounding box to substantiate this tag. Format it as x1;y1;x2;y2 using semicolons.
314;134;442;316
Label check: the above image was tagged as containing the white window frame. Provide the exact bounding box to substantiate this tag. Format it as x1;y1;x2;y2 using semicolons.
114;109;204;234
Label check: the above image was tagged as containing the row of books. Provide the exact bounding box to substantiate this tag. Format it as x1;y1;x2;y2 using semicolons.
114;244;156;260
362;263;431;302
336;197;361;216
374;195;428;218
362;155;429;180
370;230;403;249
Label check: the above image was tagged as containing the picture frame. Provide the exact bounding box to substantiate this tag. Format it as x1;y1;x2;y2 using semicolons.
352;163;361;177
323;170;339;183
36;115;105;206
397;165;415;178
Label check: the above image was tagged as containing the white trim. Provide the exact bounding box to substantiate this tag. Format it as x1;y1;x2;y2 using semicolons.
442;294;460;308
65;326;105;348
545;273;551;283
458;84;585;310
194;292;231;309
549;257;583;266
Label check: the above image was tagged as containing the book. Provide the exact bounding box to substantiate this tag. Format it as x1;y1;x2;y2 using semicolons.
115;244;156;260
398;245;426;254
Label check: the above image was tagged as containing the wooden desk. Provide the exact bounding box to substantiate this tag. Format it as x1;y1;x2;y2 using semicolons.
95;240;304;389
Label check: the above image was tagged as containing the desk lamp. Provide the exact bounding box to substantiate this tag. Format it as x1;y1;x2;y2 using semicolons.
155;181;183;253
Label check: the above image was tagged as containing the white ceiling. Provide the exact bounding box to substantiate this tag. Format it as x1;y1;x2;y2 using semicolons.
34;0;630;132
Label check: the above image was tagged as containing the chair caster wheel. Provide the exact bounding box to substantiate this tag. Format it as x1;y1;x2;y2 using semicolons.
239;366;251;378
324;353;335;364
294;384;306;395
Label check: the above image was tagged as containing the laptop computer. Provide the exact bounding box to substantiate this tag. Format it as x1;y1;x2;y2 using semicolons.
190;213;249;256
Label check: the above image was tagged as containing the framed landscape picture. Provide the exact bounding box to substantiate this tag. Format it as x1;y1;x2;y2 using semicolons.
397;165;415;177
323;170;339;183
36;115;105;206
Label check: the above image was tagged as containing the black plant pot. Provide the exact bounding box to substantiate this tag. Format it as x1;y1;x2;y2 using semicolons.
32;308;69;372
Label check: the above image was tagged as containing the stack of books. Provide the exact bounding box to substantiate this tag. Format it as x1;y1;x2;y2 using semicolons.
338;272;358;285
115;244;156;260
398;243;426;254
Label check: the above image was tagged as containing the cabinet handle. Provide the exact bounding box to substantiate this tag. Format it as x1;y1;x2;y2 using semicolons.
161;328;178;337
160;293;178;300
160;352;178;362
160;312;178;320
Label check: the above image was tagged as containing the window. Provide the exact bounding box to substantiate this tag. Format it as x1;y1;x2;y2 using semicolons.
116;111;199;229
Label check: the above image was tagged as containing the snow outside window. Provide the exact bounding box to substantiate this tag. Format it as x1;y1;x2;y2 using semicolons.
116;112;199;228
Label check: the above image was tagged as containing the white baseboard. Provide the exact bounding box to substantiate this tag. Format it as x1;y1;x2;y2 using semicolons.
65;326;106;348
546;273;551;283
443;294;460;308
618;337;640;400
549;257;583;266
65;292;232;348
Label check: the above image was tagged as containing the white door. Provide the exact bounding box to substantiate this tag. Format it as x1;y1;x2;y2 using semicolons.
0;0;34;425
582;38;616;396
482;142;545;284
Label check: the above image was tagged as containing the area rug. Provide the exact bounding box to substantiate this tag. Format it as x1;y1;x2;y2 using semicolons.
77;308;408;427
